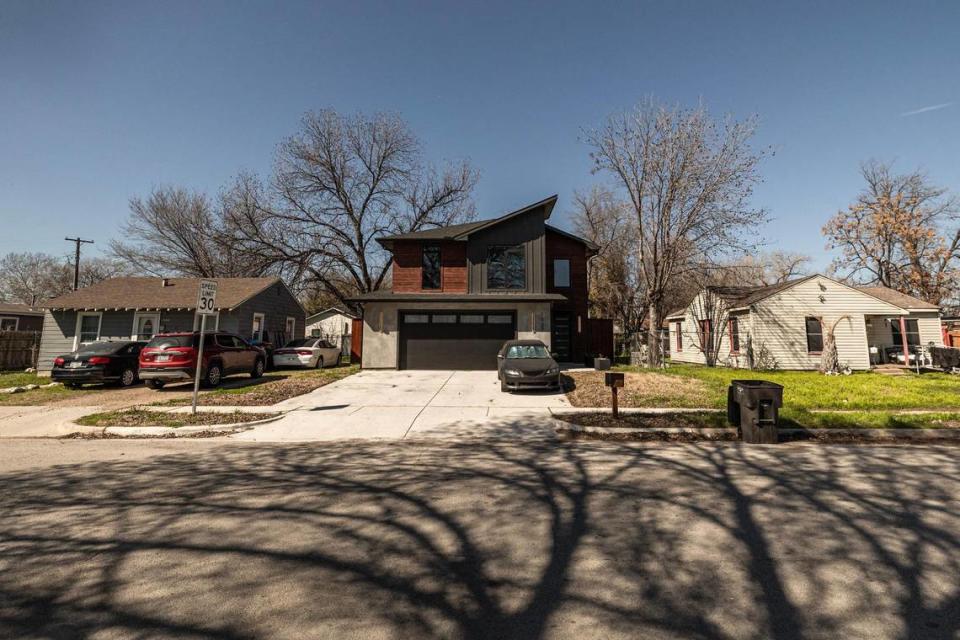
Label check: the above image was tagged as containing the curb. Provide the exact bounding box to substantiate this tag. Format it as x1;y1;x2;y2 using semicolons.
78;413;284;438
552;407;721;415
554;420;960;440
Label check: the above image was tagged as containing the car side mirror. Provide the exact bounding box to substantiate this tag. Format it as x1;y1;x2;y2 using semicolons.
551;352;559;359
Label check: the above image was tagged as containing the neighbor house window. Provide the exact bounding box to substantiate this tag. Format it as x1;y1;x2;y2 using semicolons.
553;259;570;287
675;322;683;352
698;319;712;352
728;317;741;354
422;245;442;290
286;317;296;340
805;317;823;353
0;317;18;331
890;318;920;346
487;245;525;290
75;312;102;348
252;312;265;343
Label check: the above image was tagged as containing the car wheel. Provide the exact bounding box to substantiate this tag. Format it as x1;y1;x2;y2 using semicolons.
251;358;265;379
205;363;223;388
500;379;508;393
119;368;136;387
145;380;165;390
314;355;323;369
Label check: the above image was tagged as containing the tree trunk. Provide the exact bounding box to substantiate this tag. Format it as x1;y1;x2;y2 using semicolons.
647;302;662;367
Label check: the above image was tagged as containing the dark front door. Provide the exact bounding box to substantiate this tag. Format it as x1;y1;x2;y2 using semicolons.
399;311;516;370
552;312;572;362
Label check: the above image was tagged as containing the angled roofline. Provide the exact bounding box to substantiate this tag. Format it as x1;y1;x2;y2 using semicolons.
222;277;306;316
375;195;558;250
306;306;358;322
450;195;558;240
544;224;599;253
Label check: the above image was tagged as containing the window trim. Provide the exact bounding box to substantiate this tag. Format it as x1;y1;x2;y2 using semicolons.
698;319;713;353
251;312;266;343
486;244;526;291
421;244;443;290
675;321;683;352
130;312;161;341
0;316;19;331
285;316;296;340
73;311;102;351
805;316;824;355
553;259;571;288
728;317;741;354
890;318;921;347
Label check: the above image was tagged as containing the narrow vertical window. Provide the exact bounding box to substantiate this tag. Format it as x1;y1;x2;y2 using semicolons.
422;245;442;290
699;319;712;352
728;317;741;354
675;322;683;352
805;317;823;353
553;259;570;287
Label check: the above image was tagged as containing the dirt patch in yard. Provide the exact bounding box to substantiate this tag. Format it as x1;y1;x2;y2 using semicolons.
563;370;713;408
160;366;358;406
75;408;278;428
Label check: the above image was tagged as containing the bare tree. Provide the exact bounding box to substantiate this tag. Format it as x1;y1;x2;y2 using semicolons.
585;98;769;365
0;252;129;305
570;186;644;344
221;110;478;306
110;186;278;279
823;160;959;304
687;287;733;367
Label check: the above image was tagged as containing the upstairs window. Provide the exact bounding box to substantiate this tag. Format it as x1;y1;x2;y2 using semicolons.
421;245;442;290
553;259;570;287
487;245;525;290
805;317;823;353
728;317;741;354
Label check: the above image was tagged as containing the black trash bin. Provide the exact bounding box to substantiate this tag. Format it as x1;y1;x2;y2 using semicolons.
727;380;784;444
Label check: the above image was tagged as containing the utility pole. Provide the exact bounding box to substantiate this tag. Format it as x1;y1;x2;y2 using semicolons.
65;237;94;291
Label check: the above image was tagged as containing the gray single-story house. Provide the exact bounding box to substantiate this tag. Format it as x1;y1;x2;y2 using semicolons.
0;303;44;332
666;274;944;370
37;277;305;371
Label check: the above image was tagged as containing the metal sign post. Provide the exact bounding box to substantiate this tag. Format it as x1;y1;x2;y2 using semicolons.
191;280;218;415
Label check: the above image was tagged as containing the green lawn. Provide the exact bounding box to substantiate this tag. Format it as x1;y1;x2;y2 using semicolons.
614;363;960;411
0;371;48;388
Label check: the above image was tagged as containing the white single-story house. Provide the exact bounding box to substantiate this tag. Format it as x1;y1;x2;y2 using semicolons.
305;307;356;340
666;274;943;370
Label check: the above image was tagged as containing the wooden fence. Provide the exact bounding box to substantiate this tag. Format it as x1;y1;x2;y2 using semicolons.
0;331;41;370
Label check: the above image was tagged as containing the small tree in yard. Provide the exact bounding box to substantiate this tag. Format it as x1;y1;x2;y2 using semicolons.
687;288;732;367
585;98;769;367
819;315;850;374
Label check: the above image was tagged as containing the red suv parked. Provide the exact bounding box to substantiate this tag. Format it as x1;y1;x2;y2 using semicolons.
138;332;266;389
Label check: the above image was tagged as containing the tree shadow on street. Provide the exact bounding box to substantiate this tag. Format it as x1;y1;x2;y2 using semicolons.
0;439;957;639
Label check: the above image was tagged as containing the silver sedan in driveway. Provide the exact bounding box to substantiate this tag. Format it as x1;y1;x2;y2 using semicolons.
272;338;342;369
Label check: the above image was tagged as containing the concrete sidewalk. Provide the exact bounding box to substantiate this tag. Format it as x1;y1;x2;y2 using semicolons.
0;406;103;438
234;369;571;442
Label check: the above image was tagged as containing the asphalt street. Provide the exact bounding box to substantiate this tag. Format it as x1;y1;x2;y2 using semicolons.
1;437;958;639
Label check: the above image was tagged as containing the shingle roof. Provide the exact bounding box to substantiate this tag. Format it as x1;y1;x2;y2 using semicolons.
855;286;940;310
0;303;43;316
41;277;288;311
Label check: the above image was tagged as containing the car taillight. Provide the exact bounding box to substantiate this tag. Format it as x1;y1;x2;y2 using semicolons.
88;356;111;365
296;350;313;356
54;357;65;367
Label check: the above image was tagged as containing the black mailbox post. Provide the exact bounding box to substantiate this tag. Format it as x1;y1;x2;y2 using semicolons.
727;380;784;444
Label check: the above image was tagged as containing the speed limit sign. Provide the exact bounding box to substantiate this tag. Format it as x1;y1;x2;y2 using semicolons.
196;279;218;316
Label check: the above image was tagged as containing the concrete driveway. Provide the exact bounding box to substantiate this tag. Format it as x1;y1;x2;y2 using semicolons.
235;369;571;442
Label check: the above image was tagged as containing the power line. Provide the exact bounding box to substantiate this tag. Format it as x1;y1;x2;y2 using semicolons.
65;237;94;291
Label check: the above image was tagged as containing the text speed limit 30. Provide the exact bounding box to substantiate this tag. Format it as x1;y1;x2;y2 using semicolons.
197;280;218;316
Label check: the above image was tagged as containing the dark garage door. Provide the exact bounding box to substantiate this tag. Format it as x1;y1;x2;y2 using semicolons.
399;311;516;370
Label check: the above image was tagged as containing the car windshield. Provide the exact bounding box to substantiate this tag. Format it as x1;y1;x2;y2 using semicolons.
76;342;122;355
284;339;317;348
506;344;550;359
147;335;196;349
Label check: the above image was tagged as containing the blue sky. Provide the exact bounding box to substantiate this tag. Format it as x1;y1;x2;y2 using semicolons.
1;1;958;270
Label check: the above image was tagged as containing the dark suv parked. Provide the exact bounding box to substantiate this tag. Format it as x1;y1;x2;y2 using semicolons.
51;341;146;388
139;332;266;389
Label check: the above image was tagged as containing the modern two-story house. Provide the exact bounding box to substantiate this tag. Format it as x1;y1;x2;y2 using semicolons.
348;195;606;370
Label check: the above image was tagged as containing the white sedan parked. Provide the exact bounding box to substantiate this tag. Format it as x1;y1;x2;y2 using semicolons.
272;338;342;369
